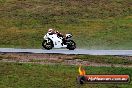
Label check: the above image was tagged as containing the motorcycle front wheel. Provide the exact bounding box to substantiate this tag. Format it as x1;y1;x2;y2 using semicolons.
66;40;76;50
42;39;53;50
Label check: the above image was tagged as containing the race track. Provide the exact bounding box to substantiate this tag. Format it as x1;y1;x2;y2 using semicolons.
0;48;132;56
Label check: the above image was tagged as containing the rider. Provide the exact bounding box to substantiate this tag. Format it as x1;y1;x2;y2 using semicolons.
48;28;56;35
47;28;66;44
48;28;63;37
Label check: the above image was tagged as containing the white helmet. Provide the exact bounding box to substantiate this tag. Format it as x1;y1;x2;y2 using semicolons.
48;28;53;32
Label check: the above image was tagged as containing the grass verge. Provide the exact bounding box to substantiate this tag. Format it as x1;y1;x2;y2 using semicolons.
0;0;132;49
73;55;132;65
0;62;132;88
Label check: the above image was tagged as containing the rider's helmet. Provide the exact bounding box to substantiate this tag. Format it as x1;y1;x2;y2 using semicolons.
48;28;53;33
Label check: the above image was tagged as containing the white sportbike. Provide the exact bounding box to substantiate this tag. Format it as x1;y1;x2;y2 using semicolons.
42;33;76;50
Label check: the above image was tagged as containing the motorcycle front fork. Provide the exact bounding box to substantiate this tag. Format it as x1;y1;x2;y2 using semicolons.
46;39;51;43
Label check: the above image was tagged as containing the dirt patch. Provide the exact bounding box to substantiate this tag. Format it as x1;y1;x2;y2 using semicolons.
0;52;132;67
0;52;76;63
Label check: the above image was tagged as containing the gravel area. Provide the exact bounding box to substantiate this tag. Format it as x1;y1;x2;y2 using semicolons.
0;53;132;67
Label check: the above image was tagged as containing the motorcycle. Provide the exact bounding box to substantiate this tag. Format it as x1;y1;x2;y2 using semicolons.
42;33;76;50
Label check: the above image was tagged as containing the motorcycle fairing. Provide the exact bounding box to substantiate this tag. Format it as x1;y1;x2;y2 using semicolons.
46;34;67;48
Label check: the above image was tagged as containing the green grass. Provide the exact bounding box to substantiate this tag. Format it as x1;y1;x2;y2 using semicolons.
73;55;132;65
0;0;132;49
0;62;132;88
